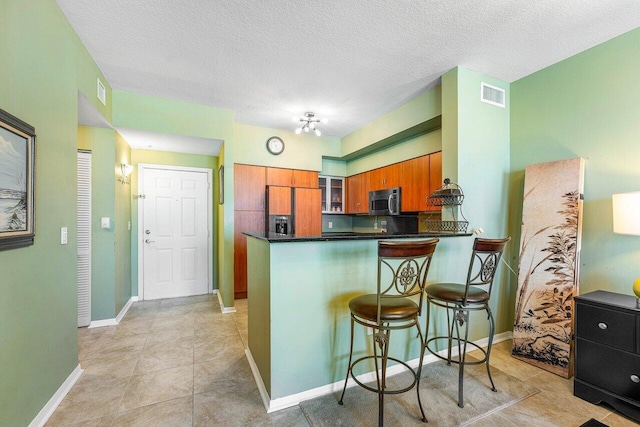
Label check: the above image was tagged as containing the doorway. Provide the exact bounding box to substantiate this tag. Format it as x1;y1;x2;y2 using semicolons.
138;164;212;300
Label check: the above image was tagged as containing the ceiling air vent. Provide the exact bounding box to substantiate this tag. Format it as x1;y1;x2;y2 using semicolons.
480;82;505;108
97;78;106;105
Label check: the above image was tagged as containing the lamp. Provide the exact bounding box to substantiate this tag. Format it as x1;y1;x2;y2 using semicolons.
293;112;327;136
118;163;134;185
612;191;640;306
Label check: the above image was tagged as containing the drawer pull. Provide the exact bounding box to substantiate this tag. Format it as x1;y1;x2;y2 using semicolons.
597;322;608;330
632;375;640;383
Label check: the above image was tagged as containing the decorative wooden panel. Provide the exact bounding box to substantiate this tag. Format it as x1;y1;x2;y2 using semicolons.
512;157;585;378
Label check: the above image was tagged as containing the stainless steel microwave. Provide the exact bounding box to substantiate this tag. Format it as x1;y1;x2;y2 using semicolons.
369;187;401;215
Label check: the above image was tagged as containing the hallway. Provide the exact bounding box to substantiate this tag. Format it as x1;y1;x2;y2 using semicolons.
46;295;307;426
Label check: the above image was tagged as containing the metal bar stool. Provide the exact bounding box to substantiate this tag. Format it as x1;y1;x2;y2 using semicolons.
338;238;439;427
424;237;510;408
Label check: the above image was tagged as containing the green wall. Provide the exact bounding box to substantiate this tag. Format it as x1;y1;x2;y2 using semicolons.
234;122;341;171
346;129;442;176
341;87;442;157
0;1;111;424
114;132;132;313
77;128;132;320
77;127;117;319
129;149;218;296
511;26;640;296
442;67;512;334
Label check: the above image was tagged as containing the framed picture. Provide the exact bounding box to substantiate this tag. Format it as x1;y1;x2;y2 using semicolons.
218;165;224;204
0;109;36;250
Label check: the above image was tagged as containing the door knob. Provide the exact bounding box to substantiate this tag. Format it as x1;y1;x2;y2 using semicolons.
145;230;151;234
145;239;155;244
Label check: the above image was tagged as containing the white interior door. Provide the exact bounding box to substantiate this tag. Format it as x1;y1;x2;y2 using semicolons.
142;167;210;300
77;151;91;327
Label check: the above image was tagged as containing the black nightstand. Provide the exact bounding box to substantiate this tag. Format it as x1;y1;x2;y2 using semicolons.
574;290;640;421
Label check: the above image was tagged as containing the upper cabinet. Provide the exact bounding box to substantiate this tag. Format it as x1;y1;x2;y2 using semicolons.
266;186;292;215
428;151;443;205
345;151;442;214
369;162;401;191
346;172;370;214
266;167;318;188
293;170;318;188
235;164;266;211
401;155;430;212
319;176;345;213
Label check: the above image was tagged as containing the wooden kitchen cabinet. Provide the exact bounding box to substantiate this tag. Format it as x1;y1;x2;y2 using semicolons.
346;172;370;214
235;164;266;211
266;167;318;188
345;151;441;214
266;186;291;215
369;163;401;191
429;151;443;204
401;155;430;212
293;169;318;188
294;188;322;236
234;210;265;299
265;167;292;186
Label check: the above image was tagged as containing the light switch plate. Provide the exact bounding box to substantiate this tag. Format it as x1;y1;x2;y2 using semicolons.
60;227;67;245
101;217;110;229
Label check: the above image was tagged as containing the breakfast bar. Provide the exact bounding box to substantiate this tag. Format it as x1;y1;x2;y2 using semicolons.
244;231;491;412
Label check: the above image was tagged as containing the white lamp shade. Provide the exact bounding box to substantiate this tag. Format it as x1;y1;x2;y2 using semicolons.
612;191;640;235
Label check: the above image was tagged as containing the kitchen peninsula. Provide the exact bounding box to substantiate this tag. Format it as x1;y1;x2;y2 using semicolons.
244;230;481;412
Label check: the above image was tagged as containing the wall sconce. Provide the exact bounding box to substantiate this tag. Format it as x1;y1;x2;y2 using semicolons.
118;163;134;185
612;191;640;306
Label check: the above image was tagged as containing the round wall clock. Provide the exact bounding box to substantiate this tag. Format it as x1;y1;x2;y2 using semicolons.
266;136;285;155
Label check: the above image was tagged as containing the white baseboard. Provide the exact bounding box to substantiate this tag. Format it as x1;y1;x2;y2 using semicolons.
88;296;135;328
29;364;83;427
214;289;236;314
247;331;513;413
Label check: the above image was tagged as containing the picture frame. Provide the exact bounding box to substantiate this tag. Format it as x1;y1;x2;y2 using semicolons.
0;109;36;250
218;165;224;204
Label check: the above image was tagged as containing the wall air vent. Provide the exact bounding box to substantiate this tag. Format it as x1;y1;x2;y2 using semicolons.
480;82;505;108
97;78;106;105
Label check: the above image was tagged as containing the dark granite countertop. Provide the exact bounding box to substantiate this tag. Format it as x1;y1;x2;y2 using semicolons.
243;231;472;243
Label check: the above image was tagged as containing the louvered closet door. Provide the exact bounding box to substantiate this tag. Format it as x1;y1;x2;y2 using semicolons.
77;151;91;327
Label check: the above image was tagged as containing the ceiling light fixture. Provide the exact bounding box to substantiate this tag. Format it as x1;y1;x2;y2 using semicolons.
293;112;327;136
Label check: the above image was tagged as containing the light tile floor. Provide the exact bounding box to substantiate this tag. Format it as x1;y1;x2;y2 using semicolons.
46;295;638;426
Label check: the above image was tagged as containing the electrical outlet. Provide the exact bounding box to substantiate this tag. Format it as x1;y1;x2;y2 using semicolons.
328;222;333;229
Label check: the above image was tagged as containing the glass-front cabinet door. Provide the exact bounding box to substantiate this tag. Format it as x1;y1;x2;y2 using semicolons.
319;175;345;213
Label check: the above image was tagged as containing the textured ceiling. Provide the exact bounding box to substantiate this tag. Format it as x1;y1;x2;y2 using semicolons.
57;0;640;140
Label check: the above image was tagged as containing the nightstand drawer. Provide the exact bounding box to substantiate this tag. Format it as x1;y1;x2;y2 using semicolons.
576;303;636;352
576;339;640;402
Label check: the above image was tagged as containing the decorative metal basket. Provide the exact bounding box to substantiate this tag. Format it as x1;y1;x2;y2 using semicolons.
424;178;469;234
424;220;469;234
427;179;464;207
